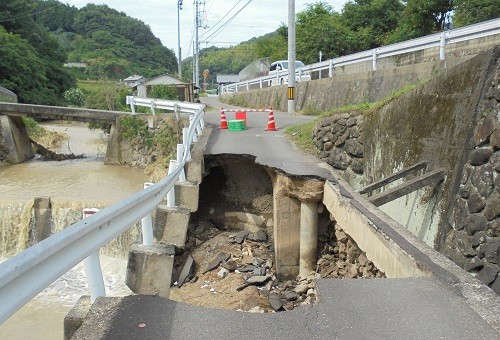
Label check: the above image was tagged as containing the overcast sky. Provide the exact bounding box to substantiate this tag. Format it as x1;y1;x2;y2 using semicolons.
64;1;349;57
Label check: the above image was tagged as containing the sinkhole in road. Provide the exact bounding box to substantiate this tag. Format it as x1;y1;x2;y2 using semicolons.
168;154;386;313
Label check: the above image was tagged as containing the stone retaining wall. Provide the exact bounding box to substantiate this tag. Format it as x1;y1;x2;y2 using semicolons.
445;56;500;293
313;112;364;187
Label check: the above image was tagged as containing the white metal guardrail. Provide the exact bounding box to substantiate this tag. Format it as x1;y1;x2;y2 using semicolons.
220;18;500;93
0;97;205;324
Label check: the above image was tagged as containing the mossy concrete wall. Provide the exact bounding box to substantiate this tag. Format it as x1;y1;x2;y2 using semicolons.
361;48;498;249
222;61;444;112
221;33;500;112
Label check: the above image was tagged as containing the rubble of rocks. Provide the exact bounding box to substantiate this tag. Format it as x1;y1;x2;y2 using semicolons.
317;226;385;279
169;218;385;313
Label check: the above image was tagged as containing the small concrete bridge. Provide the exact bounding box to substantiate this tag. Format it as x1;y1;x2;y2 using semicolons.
0;102;128;163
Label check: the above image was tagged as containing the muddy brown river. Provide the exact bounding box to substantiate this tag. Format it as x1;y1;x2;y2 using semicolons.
0;122;149;339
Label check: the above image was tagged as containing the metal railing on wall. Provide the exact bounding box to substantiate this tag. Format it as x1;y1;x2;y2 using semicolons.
0;97;205;324
220;18;500;94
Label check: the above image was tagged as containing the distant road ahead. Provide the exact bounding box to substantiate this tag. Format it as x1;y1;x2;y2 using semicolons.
201;97;332;179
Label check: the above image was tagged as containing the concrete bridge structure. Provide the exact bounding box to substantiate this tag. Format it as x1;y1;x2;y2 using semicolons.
0;102;128;164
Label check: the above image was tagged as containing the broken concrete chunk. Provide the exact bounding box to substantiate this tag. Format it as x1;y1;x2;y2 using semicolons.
237;265;256;272
217;268;229;279
246;275;271;285
268;293;283;311
253;257;265;266
222;259;238;271
202;252;230;274
294;283;309;295
233;230;250;244
177;255;194;288
247;230;267;242
284;291;298;301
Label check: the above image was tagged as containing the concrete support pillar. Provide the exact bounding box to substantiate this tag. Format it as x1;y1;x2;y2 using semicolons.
125;244;175;298
29;197;53;246
153;205;190;247
273;190;301;280
104;120;120;165
0;115;34;163
300;201;318;278
175;181;199;212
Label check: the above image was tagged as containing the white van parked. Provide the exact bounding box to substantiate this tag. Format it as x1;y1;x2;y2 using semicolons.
268;60;311;86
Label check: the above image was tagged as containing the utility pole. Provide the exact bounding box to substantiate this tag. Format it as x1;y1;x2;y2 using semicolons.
177;0;183;78
287;0;296;114
193;1;205;88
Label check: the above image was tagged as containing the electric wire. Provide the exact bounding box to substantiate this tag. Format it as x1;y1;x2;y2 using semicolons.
201;0;243;38
201;0;252;43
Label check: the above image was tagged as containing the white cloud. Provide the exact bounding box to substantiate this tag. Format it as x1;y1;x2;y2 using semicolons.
64;0;349;56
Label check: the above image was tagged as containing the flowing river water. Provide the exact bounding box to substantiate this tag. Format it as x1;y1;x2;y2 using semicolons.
0;122;150;339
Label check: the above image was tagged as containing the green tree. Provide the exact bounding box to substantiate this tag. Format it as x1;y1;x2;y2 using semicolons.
149;85;179;100
296;2;357;64
341;0;404;48
0;26;48;103
453;0;500;27
0;0;75;104
386;0;453;43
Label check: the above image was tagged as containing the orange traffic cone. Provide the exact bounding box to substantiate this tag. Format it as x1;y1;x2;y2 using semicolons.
265;108;277;131
219;108;228;129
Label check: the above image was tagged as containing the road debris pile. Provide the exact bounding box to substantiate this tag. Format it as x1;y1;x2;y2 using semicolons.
169;218;384;313
317;226;386;279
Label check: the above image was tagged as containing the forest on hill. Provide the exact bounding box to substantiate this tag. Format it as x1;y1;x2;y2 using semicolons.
0;0;498;105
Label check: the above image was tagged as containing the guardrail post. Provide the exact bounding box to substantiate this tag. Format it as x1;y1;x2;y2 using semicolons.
329;59;334;78
150;101;156;115
140;183;154;246
171;104;177;120
372;49;378;71
177;144;186;181
246;81;249;91
200;114;205;130
182;127;191;161
259;77;263;88
189;115;198;142
82;208;105;303
439;31;446;60
126;96;136;114
167;160;177;208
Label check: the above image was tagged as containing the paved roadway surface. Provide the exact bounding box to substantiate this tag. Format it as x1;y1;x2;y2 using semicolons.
74;277;499;339
72;97;500;339
201;96;333;179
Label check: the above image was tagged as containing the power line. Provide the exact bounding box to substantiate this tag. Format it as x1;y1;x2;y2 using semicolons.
202;0;252;43
201;0;243;38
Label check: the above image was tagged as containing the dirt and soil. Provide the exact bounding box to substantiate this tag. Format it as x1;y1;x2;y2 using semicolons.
168;216;385;313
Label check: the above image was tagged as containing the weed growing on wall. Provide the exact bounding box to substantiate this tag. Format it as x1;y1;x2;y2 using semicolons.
120;116;148;140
